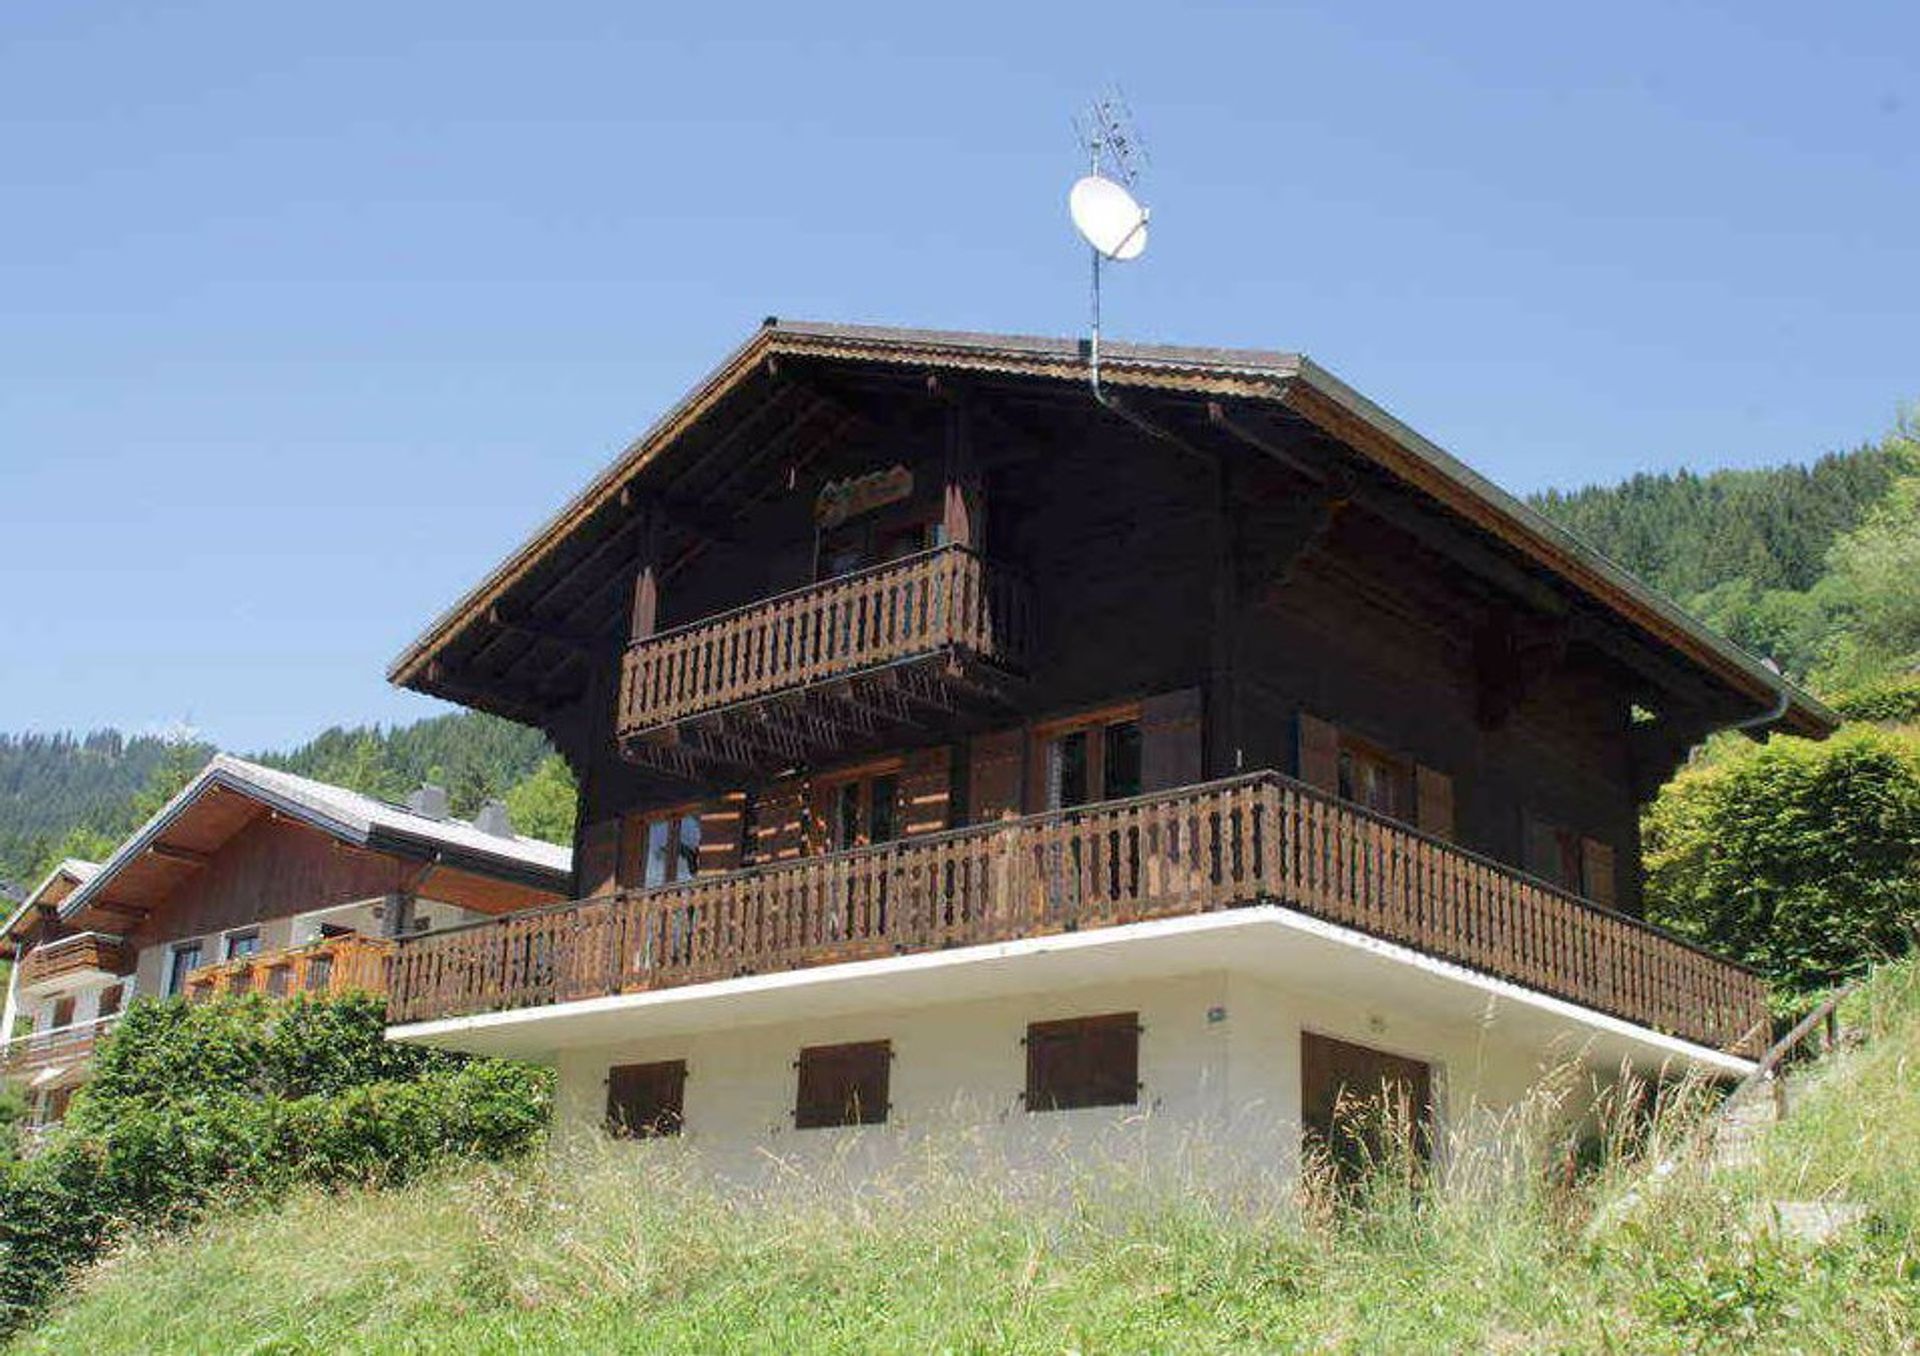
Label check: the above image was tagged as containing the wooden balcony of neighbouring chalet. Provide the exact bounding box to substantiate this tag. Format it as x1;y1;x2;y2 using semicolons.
388;771;1769;1057
15;932;134;996
184;934;396;1003
618;545;1033;777
0;1014;119;1080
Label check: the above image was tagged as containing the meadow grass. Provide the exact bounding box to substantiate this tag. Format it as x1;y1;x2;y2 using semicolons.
10;964;1920;1354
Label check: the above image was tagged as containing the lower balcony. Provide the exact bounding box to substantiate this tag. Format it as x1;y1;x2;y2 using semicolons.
0;1013;119;1080
185;934;396;1002
387;772;1768;1056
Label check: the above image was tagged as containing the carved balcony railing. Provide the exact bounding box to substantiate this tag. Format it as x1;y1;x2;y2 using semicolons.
0;1013;120;1079
388;772;1768;1056
184;934;396;1003
15;933;133;995
618;545;1033;774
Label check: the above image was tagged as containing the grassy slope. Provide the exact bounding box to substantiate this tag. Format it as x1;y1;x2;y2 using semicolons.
12;966;1920;1354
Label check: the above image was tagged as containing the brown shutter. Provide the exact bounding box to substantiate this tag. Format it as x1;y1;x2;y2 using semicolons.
751;775;808;863
1140;687;1204;791
606;1059;687;1138
578;818;621;898
1297;712;1340;794
794;1040;891;1128
1415;765;1455;842
967;728;1025;824
697;793;747;874
1024;1012;1140;1111
616;813;645;889
899;747;953;837
1580;838;1617;909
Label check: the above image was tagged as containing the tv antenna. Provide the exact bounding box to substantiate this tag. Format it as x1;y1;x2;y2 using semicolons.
1069;90;1151;404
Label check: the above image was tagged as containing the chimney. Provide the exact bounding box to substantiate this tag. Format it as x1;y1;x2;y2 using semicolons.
474;799;514;838
406;782;450;821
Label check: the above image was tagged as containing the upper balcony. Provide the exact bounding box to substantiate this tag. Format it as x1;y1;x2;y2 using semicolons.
387;770;1769;1057
16;933;133;996
618;545;1033;778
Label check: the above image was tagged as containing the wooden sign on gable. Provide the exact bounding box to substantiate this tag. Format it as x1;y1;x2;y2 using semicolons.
814;465;913;529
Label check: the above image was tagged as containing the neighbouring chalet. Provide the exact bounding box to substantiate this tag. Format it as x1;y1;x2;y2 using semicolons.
0;755;571;1127
380;321;1835;1176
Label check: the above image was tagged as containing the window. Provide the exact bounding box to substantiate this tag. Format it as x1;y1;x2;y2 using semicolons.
606;1059;688;1138
1301;1032;1433;1182
794;1041;891;1128
1036;706;1144;811
96;984;124;1019
1025;1013;1140;1112
1524;816;1585;893
224;930;261;961
166;942;204;997
811;766;903;854
1336;739;1407;818
816;510;944;581
50;997;75;1031
620;808;703;889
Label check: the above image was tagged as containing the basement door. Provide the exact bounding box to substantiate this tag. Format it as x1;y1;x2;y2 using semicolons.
1300;1031;1434;1182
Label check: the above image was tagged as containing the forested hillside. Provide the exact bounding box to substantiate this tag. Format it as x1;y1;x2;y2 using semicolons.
1531;412;1919;689
0;714;572;896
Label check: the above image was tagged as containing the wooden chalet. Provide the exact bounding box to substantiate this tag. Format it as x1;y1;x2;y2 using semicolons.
378;321;1833;1172
0;756;571;1126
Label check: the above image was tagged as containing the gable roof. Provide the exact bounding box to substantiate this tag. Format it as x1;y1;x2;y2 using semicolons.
54;754;571;930
388;318;1835;739
1;859;101;947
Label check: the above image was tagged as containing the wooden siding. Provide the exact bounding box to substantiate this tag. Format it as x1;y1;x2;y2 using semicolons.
389;770;1766;1056
0;1016;118;1079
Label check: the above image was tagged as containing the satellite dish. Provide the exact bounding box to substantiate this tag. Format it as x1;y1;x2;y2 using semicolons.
1069;174;1149;262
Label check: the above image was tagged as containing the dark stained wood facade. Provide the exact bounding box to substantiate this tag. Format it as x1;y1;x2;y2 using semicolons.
386;323;1827;1053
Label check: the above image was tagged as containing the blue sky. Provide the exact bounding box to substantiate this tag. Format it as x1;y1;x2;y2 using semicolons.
2;2;1914;752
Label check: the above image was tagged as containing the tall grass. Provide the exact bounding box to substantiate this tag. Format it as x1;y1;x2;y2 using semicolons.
12;962;1920;1354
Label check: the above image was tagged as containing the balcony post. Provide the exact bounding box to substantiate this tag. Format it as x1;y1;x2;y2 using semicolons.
629;502;662;642
0;949;20;1046
941;395;983;551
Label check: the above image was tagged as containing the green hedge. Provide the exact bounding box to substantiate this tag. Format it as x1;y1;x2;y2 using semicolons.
0;995;549;1334
1830;675;1920;724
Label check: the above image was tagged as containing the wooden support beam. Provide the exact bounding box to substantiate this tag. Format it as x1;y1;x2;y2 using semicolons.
485;607;598;655
148;843;210;869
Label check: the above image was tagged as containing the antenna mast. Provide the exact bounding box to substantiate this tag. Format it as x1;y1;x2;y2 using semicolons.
1069;90;1150;404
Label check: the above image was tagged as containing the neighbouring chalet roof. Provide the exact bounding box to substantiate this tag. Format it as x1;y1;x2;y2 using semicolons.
46;755;571;938
0;859;101;948
387;319;1836;739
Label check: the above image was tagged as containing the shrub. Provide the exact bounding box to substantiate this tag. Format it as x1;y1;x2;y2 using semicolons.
0;995;549;1335
1831;674;1920;724
1645;725;1920;999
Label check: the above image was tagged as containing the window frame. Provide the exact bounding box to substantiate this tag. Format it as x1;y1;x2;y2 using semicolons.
165;941;205;997
808;758;907;855
1030;702;1146;812
618;801;707;891
1334;731;1412;821
223;929;262;961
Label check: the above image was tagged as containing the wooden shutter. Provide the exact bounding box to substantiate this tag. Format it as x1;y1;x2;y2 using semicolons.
578;818;621;898
1024;1012;1140;1112
751;775;808;863
793;1040;891;1128
967;728;1026;824
698;793;747;875
1140;687;1204;791
1415;765;1455;842
616;813;646;889
1301;1032;1433;1178
1580;838;1618;909
1297;712;1340;794
899;747;953;837
605;1059;688;1138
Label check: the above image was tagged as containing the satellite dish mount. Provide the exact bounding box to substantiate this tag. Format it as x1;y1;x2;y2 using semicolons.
1069;92;1151;404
